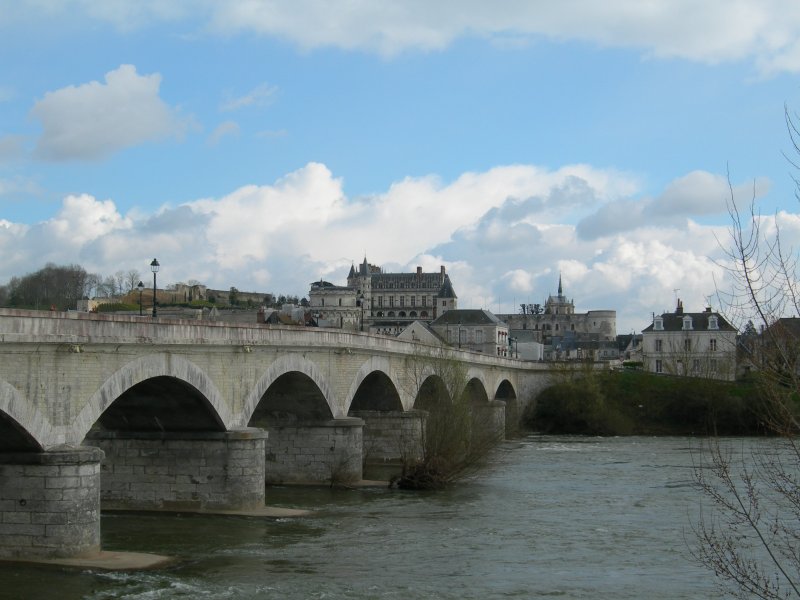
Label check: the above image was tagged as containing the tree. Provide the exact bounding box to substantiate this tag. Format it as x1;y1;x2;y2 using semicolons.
694;108;800;598
125;269;141;293
393;347;502;489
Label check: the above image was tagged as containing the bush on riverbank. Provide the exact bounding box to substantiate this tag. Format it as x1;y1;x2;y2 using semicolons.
524;370;767;436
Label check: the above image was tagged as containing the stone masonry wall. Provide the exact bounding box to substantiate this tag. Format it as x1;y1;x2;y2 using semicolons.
86;429;266;512
264;418;362;484
0;447;103;559
350;410;425;464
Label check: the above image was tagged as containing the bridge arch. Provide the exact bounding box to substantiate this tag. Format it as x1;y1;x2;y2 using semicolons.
0;380;50;450
344;356;407;413
71;353;232;444
461;369;491;403
241;354;337;425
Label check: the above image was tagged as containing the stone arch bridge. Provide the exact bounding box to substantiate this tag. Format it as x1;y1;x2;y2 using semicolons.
0;309;558;559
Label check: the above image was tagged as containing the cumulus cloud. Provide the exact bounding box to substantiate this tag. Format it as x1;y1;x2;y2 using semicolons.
9;1;800;73
0;135;26;163
576;170;771;240
30;64;187;161
0;161;789;333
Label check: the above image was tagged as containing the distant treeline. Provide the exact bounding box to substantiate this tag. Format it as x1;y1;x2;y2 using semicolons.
523;370;772;436
0;263;302;312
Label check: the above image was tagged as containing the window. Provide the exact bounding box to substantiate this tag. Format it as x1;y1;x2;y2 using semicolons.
709;316;719;330
389;296;394;307
338;298;342;306
411;296;416;307
684;339;691;351
459;329;467;344
654;317;664;331
476;330;483;344
400;296;405;307
422;296;427;307
378;297;383;307
656;359;663;373
709;338;717;351
683;316;693;330
693;359;700;372
442;300;446;307
655;339;662;352
321;298;325;307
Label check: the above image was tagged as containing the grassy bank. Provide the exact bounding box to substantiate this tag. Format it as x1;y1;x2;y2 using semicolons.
523;370;770;436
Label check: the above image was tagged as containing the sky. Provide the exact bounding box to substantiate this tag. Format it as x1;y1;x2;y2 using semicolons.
2;1;800;334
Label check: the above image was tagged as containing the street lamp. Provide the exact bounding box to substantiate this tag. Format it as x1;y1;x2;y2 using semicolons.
136;281;144;316
150;258;159;318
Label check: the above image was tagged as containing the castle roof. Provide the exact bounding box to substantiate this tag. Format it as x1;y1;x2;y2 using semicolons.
430;309;503;326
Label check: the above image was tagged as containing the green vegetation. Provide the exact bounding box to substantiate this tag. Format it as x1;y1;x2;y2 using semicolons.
524;370;770;436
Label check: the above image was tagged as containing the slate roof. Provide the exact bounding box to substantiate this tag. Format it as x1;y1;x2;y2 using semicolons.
430;309;504;326
641;309;736;333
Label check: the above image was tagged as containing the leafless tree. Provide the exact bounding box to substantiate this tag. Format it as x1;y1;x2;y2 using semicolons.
695;105;800;598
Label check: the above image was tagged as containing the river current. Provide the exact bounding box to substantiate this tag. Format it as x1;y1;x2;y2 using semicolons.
1;436;733;599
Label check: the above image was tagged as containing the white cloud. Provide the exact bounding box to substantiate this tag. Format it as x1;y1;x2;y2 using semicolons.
0;135;26;163
0;161;792;333
220;83;278;112
11;1;800;72
30;64;187;161
207;121;240;146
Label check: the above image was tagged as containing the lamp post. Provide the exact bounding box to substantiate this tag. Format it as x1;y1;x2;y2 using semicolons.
150;258;159;318
136;281;144;316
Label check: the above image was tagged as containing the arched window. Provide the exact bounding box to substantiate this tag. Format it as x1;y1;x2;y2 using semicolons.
410;311;417;317
399;311;406;317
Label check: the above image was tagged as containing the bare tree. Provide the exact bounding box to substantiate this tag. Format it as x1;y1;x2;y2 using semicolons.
394;346;501;489
694;106;800;598
125;269;141;293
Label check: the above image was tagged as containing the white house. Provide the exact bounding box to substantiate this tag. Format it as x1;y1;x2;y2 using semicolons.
641;301;737;381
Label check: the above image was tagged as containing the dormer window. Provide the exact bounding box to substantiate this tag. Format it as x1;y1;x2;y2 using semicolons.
654;317;664;331
682;316;693;330
708;316;719;330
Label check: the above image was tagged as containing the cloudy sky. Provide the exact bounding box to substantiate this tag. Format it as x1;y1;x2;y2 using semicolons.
2;1;800;333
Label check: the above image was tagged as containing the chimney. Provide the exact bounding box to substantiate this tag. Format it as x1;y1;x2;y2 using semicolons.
417;266;422;276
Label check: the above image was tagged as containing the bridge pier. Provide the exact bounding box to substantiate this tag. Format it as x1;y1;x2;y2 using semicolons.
264;417;363;484
85;429;267;512
350;409;425;467
0;446;103;559
473;399;507;444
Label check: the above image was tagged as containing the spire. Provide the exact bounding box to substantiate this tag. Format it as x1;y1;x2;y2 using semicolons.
558;273;563;296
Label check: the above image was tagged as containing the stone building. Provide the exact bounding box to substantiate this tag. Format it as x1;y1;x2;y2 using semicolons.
309;257;458;334
641;300;737;380
429;309;510;356
497;275;617;360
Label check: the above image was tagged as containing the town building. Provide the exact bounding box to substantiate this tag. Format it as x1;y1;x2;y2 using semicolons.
496;275;617;361
641;300;737;380
428;309;510;356
308;257;458;334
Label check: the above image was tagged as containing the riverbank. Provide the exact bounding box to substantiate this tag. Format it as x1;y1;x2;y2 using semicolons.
524;370;771;436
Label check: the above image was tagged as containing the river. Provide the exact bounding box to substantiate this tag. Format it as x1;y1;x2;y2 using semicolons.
1;436;738;599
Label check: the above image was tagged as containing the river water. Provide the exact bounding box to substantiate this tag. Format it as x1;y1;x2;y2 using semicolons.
2;436;735;599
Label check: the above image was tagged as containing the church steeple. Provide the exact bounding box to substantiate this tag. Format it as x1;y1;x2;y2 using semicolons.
558;273;563;296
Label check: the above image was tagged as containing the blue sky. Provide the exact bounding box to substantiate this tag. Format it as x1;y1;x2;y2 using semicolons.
2;1;800;333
